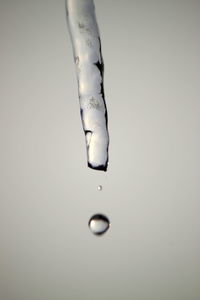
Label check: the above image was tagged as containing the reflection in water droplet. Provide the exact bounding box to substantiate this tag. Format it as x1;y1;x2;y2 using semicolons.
97;185;102;191
88;214;110;236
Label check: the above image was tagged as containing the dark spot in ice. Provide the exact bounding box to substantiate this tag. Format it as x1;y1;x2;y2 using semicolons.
100;82;108;128
93;38;108;129
78;22;85;29
78;22;90;34
93;60;108;127
80;108;83;118
94;60;104;78
88;162;107;172
99;81;104;100
84;130;92;134
98;37;103;58
84;130;92;143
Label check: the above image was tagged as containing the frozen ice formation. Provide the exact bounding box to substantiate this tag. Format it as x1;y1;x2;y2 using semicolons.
65;0;109;171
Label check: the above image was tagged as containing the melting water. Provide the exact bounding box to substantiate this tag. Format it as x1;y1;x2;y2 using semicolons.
88;214;110;236
88;185;110;236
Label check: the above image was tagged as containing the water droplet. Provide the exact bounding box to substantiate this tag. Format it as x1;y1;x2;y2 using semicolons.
97;185;102;191
88;214;110;236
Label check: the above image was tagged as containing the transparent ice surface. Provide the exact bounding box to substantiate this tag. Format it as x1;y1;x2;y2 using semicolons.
66;0;109;171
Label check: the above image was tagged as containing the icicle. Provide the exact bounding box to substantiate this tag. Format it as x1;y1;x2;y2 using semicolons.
65;0;109;171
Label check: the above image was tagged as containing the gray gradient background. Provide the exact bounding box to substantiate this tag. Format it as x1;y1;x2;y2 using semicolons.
0;0;200;299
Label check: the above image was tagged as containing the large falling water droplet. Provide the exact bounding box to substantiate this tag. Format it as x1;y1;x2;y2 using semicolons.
88;214;110;236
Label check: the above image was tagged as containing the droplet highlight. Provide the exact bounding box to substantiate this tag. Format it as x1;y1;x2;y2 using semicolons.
88;214;110;236
97;185;102;191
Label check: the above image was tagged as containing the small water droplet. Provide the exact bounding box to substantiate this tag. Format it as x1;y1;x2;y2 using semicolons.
97;185;102;191
88;214;110;236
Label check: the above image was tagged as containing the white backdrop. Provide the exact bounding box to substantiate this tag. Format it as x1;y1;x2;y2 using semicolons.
0;1;200;299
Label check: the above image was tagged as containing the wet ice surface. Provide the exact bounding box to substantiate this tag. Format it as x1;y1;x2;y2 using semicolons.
88;214;110;236
66;0;109;171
